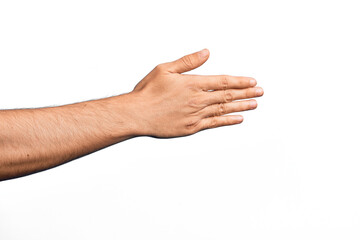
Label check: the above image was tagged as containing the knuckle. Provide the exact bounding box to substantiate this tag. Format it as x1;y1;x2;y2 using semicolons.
187;96;203;108
227;117;234;125
180;56;194;68
209;117;218;128
154;63;166;72
223;89;233;103
245;88;253;98
185;118;201;134
184;79;197;90
219;75;229;90
217;103;226;116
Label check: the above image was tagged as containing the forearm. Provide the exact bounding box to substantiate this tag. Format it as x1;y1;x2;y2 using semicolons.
0;93;138;181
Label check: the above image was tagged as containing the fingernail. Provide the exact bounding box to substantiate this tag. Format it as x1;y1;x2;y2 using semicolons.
250;100;257;108
198;48;209;58
256;88;263;96
250;79;257;86
232;116;243;123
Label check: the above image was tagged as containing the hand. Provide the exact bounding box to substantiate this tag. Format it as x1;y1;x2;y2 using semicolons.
129;49;264;138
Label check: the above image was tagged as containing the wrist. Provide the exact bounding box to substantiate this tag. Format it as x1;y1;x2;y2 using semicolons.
106;91;146;140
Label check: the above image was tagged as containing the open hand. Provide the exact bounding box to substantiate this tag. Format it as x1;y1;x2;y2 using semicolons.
130;49;264;138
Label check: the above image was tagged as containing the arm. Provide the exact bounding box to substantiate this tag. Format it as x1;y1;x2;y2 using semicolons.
0;49;263;181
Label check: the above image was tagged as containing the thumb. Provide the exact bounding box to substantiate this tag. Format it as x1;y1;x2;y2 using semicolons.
166;48;210;73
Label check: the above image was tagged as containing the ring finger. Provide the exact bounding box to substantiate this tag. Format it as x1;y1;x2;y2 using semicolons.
199;99;258;118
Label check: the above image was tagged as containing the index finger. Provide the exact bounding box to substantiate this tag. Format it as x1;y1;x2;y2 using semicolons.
187;75;257;91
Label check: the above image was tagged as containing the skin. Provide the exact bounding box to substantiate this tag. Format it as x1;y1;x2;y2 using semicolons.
0;49;263;181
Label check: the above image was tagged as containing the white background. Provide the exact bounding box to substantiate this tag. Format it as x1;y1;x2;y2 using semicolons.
1;0;359;239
